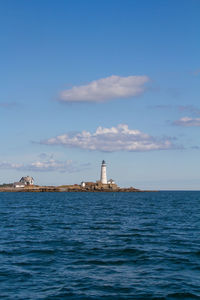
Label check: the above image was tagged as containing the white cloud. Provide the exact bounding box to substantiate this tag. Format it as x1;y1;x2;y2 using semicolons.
0;159;89;173
59;75;150;103
41;124;175;152
173;117;200;127
0;162;23;169
27;159;76;172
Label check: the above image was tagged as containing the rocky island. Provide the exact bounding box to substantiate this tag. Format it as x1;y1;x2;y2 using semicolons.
0;161;156;192
0;185;143;193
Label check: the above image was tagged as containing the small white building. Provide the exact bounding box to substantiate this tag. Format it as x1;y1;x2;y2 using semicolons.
20;176;34;186
108;179;115;185
80;181;86;187
13;182;25;188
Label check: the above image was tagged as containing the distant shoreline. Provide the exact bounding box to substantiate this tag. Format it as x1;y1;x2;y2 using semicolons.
0;187;157;193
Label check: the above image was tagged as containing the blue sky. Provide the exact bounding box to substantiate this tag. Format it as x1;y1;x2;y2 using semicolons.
0;0;200;190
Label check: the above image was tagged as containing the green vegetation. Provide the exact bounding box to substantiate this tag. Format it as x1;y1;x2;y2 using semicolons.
0;183;13;187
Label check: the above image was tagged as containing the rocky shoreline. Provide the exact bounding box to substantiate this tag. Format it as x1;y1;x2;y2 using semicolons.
0;186;156;193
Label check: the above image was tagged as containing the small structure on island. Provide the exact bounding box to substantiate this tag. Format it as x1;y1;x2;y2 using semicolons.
100;160;107;184
80;160;118;190
107;179;115;185
20;176;34;186
13;176;34;188
13;182;25;188
80;181;86;188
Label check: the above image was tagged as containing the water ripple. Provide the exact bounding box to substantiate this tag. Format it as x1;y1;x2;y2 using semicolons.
0;191;199;299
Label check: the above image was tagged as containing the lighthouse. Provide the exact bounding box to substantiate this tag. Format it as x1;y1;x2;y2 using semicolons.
100;160;107;184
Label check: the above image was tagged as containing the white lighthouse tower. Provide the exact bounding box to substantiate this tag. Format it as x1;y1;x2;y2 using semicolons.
100;160;107;184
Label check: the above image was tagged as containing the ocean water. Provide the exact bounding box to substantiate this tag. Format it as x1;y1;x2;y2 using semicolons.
0;192;200;300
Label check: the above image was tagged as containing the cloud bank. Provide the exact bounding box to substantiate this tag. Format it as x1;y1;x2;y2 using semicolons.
41;124;175;152
151;105;200;116
0;159;89;173
173;117;200;127
178;105;200;115
59;75;150;103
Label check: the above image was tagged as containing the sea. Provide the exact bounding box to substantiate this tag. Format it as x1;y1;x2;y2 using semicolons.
0;191;199;300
